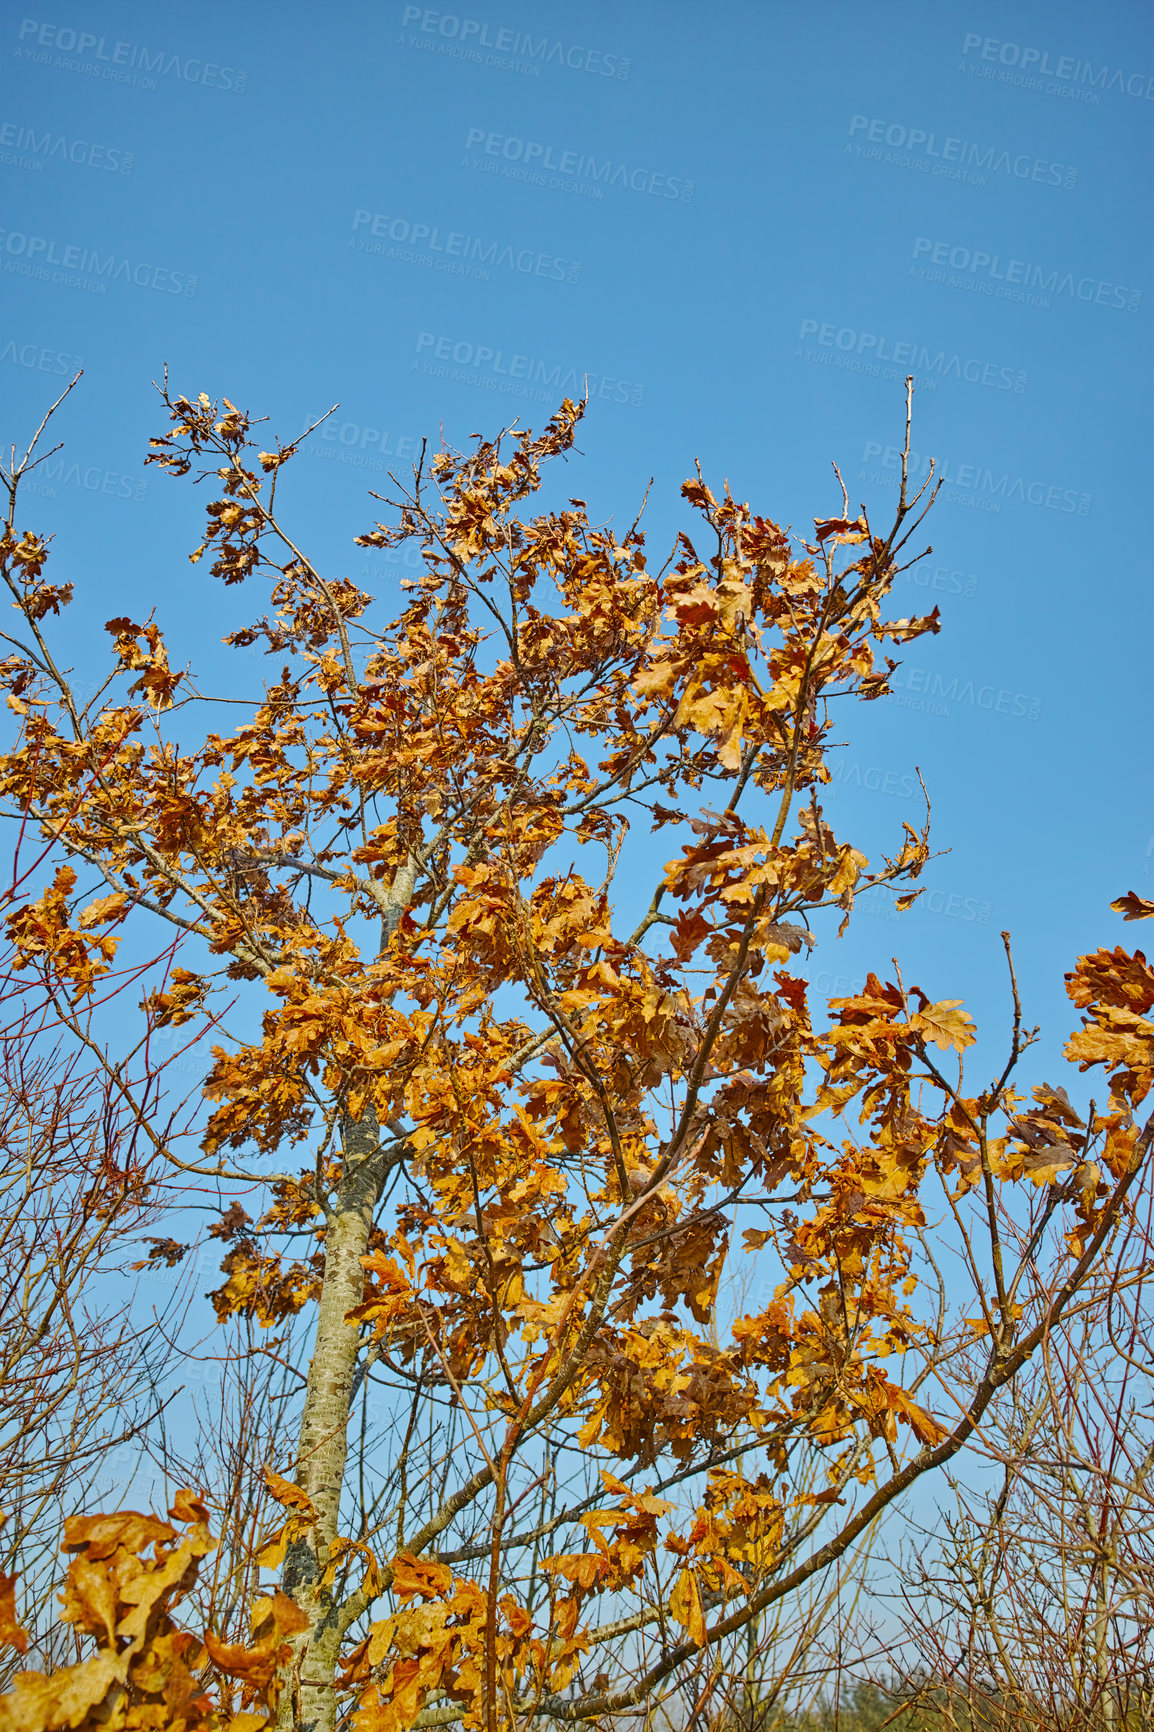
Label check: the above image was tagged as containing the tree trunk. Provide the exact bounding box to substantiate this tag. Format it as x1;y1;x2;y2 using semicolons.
276;1108;394;1732
1096;1544;1115;1732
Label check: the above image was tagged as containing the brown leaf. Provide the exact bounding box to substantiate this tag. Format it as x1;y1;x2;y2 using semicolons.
813;516;867;544
168;1488;212;1525
131;1237;189;1270
1112;890;1154;922
209;1201;253;1241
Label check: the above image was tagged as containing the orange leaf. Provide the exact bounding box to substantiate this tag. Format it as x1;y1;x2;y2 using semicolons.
76;893;128;931
0;1571;28;1656
882;1380;951;1447
390;1552;452;1603
261;1468;316;1519
169;1488;212;1525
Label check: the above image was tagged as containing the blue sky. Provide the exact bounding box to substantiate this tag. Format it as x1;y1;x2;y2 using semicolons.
2;0;1152;1077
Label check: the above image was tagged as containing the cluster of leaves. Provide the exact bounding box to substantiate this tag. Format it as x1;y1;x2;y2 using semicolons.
0;1492;315;1731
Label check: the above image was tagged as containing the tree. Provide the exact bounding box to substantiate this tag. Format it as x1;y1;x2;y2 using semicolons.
0;603;194;1686
0;377;1150;1732
0;985;178;1686
895;1154;1154;1731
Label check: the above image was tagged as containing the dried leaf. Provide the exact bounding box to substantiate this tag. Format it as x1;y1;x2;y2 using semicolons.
1112;890;1154;922
910;1000;976;1053
669;1566;706;1646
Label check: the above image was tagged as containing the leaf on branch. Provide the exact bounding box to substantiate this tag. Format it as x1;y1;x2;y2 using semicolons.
131;1237;190;1270
879;607;941;643
208;1201;252;1241
542;1552;606;1592
1112;890;1154;922
0;1569;28;1656
255;1469;317;1569
1065;946;1154;1015
1031;1083;1084;1128
1;1499;219;1727
322;1538;382;1600
1020;1146;1078;1184
879;1378;951;1447
75;893;128;931
390;1553;453;1603
24;581;74;622
813;516;867;546
145;967;209;1029
204;1589;309;1705
671;907;711;962
261;1468;316;1518
669;1566;706;1645
1063;946;1154;1105
169;1489;212;1524
910;999;976;1053
257;446;297;472
760;921;814;956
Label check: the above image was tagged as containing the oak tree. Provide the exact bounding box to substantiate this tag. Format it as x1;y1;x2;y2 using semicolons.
0;378;1150;1732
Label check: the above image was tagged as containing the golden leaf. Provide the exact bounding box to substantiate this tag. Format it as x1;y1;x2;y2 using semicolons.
669;1566;706;1646
910;1000;976;1053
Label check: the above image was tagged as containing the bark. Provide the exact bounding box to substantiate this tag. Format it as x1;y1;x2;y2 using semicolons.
275;1107;396;1732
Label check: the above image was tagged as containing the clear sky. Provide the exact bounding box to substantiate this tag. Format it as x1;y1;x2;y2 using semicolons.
3;0;1152;1073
